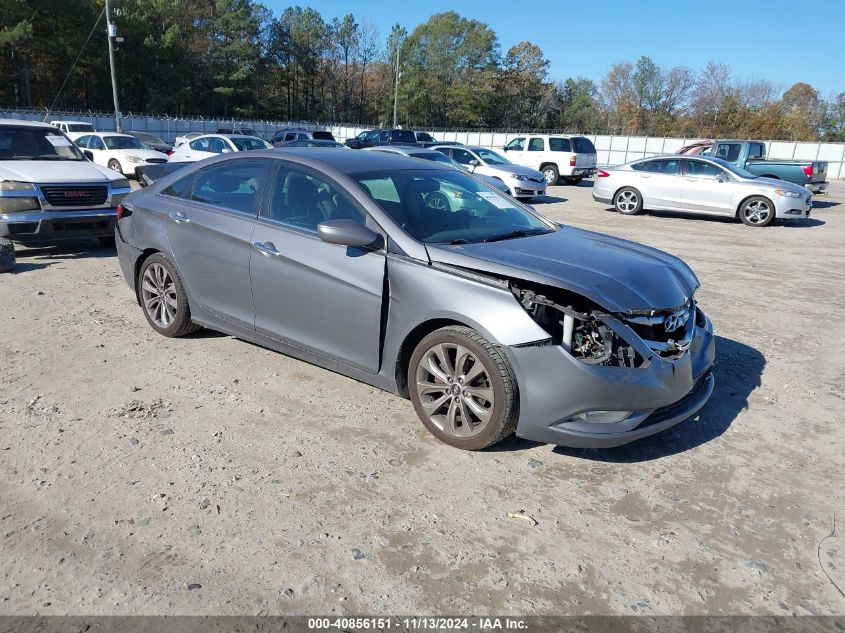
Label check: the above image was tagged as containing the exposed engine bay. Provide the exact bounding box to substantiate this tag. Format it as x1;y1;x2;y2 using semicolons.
511;282;696;368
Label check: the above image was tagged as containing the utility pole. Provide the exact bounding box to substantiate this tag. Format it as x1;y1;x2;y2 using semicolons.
105;0;121;131
392;40;401;127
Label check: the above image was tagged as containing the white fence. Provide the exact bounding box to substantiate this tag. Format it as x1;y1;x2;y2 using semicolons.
3;108;844;178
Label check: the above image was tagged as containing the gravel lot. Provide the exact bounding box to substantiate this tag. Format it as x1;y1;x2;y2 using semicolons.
1;179;843;616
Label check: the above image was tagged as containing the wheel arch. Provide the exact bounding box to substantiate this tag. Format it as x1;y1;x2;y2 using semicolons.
133;248;162;305
394;318;470;398
735;193;774;219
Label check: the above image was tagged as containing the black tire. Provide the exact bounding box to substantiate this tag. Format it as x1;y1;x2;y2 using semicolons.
738;195;776;227
137;253;200;337
409;325;518;450
541;164;559;185
614;187;644;215
98;236;116;247
563;176;583;185
107;159;123;175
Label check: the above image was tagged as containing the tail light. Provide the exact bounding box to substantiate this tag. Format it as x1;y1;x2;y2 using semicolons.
167;149;174;156
569;155;577;167
802;165;814;177
116;203;125;220
597;170;610;178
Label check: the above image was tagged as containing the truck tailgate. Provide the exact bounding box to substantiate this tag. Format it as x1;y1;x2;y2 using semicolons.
811;161;828;185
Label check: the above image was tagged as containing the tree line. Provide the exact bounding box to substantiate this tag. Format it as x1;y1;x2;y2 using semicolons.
1;1;843;141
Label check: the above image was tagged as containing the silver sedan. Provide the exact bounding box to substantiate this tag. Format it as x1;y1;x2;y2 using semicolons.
592;155;812;227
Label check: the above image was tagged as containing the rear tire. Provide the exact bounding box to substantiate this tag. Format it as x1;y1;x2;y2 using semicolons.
409;326;518;450
137;253;200;337
541;165;559;185
563;176;583;185
614;187;643;215
739;196;775;227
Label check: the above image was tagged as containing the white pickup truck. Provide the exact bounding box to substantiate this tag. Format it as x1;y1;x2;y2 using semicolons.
0;119;131;245
502;134;598;185
50;120;97;141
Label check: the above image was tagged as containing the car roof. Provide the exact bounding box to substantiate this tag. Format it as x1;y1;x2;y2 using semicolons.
49;120;92;125
99;132;134;137
0;118;54;128
367;146;442;156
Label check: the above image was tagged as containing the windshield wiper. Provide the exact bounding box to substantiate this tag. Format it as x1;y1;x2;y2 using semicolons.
482;228;549;243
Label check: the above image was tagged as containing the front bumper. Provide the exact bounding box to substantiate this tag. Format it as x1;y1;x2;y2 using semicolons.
0;208;117;243
511;180;548;198
774;195;813;219
507;311;716;448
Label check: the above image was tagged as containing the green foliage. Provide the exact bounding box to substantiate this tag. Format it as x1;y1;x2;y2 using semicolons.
0;3;840;141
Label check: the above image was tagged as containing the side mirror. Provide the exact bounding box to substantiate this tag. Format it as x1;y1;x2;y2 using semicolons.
502;146;509;151
220;147;233;154
468;159;479;173
83;150;94;160
317;219;382;249
716;174;729;183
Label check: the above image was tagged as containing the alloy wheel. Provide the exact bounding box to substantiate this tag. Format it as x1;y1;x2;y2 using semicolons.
616;190;639;212
742;199;772;225
543;169;557;184
414;342;494;439
141;263;178;328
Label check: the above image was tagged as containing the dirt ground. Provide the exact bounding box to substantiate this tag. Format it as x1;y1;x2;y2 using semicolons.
1;179;844;617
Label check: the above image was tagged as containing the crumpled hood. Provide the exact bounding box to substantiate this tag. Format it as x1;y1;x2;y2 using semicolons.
485;163;545;179
0;160;120;184
426;226;699;313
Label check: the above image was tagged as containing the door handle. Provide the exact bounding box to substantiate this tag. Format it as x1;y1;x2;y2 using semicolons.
169;211;190;223
252;241;280;256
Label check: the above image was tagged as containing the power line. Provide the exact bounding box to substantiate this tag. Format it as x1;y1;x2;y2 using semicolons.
44;6;106;120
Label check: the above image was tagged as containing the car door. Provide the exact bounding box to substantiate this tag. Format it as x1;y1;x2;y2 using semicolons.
249;161;386;372
504;137;526;165
681;159;736;215
525;137;545;170
86;135;108;166
186;138;216;161
635;158;684;210
165;159;271;329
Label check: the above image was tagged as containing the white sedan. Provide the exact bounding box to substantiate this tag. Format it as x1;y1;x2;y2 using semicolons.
74;133;167;178
168;134;271;162
430;145;547;200
592;155;813;227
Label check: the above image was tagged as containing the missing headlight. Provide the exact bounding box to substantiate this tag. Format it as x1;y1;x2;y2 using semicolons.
512;284;644;368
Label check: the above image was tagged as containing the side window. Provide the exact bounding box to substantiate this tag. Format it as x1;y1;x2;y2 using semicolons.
190;138;210;151
451;149;474;165
549;137;571;152
76;135;90;148
379;130;390;143
714;143;741;162
189;160;269;214
209;137;228;153
685;160;723;178
161;174;194;199
366;131;380;142
528;137;545;152
265;165;364;232
297;133;308;140
643;159;680;174
285;133;297;142
89;136;105;150
505;137;525;151
748;143;764;159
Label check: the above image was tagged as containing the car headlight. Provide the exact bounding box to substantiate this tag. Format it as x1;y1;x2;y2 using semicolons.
510;174;529;181
774;188;803;198
126;156;144;163
0;181;35;192
0;197;41;213
112;178;131;190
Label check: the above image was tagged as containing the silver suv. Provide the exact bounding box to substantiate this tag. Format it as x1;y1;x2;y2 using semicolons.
270;128;335;147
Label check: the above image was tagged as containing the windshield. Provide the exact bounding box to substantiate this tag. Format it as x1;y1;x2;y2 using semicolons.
390;130;418;143
136;132;164;144
707;156;757;179
355;169;555;244
417;132;436;142
68;123;95;132
231;137;270;151
0;126;85;161
241;129;258;137
476;148;511;165
104;135;146;150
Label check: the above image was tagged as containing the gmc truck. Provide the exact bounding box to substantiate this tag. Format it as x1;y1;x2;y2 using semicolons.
0;119;131;245
679;139;828;194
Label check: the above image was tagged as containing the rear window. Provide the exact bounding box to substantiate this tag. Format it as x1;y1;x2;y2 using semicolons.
549;138;571;152
571;137;595;154
68;123;95;132
312;131;335;141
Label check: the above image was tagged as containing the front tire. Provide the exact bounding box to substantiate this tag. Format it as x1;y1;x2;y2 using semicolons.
614;187;643;215
409;326;518;450
739;196;775;227
137;253;200;337
107;159;124;175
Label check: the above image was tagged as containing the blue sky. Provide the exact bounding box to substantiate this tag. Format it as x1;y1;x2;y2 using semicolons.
266;0;844;96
